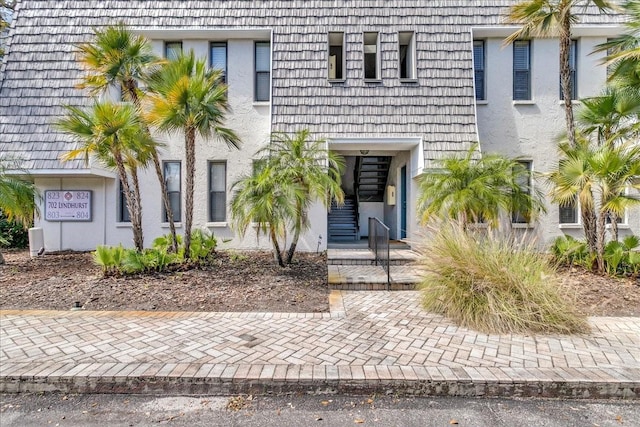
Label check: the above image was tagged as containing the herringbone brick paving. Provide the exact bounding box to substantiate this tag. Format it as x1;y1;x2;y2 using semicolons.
1;291;639;396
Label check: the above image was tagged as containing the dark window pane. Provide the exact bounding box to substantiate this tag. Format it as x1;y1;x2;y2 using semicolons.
163;162;181;222
255;42;270;101
513;41;531;100
473;40;485;100
119;181;130;223
210;42;227;83
209;162;226;222
165;42;182;61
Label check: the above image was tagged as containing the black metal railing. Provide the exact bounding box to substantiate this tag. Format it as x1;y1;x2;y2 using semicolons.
368;217;390;290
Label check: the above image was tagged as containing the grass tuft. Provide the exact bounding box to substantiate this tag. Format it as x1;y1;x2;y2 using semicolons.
417;224;589;335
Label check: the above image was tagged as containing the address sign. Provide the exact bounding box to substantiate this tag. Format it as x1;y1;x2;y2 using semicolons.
44;190;92;222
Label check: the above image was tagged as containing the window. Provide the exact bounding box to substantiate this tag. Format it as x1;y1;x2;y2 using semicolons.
164;41;182;60
559;197;578;224
560;40;577;100
473;40;485;100
512;161;532;224
398;31;416;80
328;32;345;80
210;42;227;83
209;162;226;222
363;32;380;80
513;40;531;100
163;161;181;222
255;41;270;102
118;180;130;223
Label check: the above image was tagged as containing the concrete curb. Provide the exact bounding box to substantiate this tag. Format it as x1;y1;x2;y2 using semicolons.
2;363;638;399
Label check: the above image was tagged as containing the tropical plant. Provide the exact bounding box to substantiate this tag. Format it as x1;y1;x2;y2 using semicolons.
416;145;545;230
547;136;640;272
146;51;240;259
0;157;39;264
551;234;640;276
550;235;592;267
76;24;179;252
505;0;612;148
57;102;154;251
258;130;345;264
231;161;300;267
418;222;589;334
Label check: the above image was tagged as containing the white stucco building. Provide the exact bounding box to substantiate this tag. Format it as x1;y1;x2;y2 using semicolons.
0;1;636;252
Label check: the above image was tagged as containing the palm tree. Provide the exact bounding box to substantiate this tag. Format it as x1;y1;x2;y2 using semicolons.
231;162;301;267
0;157;39;264
547;137;640;271
145;51;240;259
417;145;545;230
505;0;612;148
76;24;179;252
56;102;153;251
260;130;345;264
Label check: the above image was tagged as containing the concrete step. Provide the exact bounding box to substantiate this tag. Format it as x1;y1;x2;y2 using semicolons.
327;248;419;266
327;265;423;291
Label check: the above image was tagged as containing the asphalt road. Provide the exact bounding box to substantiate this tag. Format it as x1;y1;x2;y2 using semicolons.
1;393;638;427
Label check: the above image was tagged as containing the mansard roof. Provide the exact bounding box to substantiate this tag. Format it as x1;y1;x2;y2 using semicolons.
0;1;623;170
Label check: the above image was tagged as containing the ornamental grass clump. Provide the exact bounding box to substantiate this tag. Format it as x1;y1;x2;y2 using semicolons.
418;224;589;335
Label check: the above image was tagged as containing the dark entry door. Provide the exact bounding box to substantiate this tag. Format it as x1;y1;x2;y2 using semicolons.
400;165;407;239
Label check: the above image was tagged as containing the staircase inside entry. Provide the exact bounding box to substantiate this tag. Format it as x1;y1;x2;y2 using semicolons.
328;195;358;241
356;156;391;202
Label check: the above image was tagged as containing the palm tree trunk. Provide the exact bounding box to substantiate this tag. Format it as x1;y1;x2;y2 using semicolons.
596;210;607;274
184;128;196;260
269;226;285;267
560;23;576;147
126;79;177;253
285;203;304;265
610;212;619;242
114;153;142;251
129;165;144;251
582;204;598;257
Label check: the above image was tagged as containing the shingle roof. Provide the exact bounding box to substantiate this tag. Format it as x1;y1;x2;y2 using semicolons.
0;1;623;170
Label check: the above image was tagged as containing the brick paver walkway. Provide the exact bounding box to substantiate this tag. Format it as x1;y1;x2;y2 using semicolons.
1;291;639;397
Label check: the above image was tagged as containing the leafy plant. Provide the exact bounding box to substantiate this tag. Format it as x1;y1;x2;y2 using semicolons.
188;229;217;261
93;245;125;275
418;223;589;334
0;211;29;248
604;235;640;276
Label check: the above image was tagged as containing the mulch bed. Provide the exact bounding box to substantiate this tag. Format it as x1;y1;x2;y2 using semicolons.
1;250;638;316
0;250;328;313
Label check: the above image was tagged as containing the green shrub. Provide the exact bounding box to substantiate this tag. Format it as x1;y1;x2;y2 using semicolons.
0;211;29;248
550;235;592;268
418;225;589;335
93;245;126;275
188;229;217;261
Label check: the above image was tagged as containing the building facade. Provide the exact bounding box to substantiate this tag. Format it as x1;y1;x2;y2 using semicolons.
0;1;635;252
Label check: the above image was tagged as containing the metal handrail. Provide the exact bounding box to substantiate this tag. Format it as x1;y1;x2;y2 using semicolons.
368;217;390;290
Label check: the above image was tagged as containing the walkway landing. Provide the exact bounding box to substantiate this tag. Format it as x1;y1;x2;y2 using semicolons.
1;291;638;398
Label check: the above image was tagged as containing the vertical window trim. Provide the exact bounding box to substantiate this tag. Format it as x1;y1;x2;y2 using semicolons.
208;161;227;223
513;40;531;101
164;41;183;60
117;180;131;223
560;39;578;100
254;41;271;102
398;31;417;81
363;31;380;81
163;160;182;223
473;40;486;101
210;41;228;84
327;31;346;81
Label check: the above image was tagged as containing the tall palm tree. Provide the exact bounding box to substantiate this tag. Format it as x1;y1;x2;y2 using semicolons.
231;162;301;267
505;0;612;148
77;24;179;252
417;145;545;230
57;102;153;251
145;51;240;259
260;130;345;264
0;157;39;264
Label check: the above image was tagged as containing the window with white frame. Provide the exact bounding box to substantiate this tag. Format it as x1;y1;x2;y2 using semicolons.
210;42;227;83
513;40;531;100
328;32;345;80
164;41;182;60
163;161;181;222
512;160;532;224
559;196;578;224
118;180;130;223
255;41;270;101
363;32;380;80
560;40;577;100
473;40;485;100
398;31;416;80
209;161;226;222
